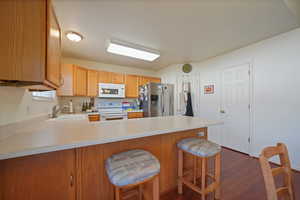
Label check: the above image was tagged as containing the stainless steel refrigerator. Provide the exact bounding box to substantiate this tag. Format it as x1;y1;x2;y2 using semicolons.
139;83;174;117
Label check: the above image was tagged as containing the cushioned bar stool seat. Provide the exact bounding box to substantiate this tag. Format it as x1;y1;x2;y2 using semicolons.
106;149;160;200
177;137;221;200
177;138;221;157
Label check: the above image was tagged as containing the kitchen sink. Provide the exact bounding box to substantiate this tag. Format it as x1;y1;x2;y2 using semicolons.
48;114;88;121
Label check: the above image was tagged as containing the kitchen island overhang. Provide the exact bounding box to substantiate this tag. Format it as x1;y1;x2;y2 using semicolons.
0;115;222;160
0;116;222;200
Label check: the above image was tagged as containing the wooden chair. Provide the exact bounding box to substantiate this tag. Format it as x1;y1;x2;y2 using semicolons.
259;143;295;200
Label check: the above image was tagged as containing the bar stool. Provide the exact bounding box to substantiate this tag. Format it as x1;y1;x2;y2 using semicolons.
177;137;221;200
105;149;160;200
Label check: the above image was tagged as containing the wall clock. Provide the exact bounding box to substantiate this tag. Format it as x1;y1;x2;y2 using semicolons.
182;64;192;73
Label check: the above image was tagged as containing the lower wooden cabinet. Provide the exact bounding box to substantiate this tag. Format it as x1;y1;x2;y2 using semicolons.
88;114;100;122
0;150;76;200
127;112;144;119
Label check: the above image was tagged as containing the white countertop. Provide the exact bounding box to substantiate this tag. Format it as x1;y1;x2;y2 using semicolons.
0;115;222;160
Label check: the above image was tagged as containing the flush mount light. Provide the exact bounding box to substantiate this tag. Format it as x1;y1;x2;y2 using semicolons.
65;31;83;42
107;39;160;62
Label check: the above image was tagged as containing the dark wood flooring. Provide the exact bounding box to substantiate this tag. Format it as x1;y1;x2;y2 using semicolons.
161;148;300;200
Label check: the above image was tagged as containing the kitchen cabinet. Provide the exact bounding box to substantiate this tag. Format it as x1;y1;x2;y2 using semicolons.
88;114;100;122
57;64;73;96
98;70;112;83
0;149;76;200
58;66;161;97
73;66;87;96
46;1;61;87
149;77;161;83
127;112;143;119
139;76;161;86
111;72;124;84
0;0;61;90
125;74;139;98
87;70;98;96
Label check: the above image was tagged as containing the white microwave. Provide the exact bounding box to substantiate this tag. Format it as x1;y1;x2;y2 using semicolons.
98;83;125;98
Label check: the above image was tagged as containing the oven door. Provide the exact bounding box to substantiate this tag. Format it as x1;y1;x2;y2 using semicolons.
98;83;125;98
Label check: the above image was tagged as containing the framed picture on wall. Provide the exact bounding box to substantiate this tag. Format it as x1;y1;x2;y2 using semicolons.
204;85;214;94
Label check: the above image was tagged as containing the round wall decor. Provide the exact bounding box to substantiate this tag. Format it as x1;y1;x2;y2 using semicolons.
182;63;192;73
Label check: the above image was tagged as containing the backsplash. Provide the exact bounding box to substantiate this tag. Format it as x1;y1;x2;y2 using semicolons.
58;97;139;113
0;87;57;126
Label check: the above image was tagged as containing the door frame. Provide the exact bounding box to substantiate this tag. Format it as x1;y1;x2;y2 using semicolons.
218;61;254;155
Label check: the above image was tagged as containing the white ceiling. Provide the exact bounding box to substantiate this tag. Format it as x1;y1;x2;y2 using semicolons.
53;0;299;70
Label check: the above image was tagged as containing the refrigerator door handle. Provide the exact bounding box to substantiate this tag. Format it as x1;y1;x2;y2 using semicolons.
161;93;164;115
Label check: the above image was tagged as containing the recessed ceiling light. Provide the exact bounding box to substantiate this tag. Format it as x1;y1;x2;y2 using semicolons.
107;39;160;62
66;31;83;42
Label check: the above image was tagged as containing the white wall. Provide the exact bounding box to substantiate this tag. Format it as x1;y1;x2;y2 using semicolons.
159;28;300;170
0;87;57;126
63;57;160;77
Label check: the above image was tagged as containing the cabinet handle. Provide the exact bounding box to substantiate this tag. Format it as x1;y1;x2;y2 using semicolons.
70;174;74;187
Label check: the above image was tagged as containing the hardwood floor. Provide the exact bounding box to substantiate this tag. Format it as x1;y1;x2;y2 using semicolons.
161;148;300;200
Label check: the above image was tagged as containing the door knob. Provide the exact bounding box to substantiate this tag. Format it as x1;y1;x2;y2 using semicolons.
220;110;225;114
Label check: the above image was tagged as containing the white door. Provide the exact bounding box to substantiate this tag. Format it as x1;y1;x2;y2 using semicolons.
220;64;250;154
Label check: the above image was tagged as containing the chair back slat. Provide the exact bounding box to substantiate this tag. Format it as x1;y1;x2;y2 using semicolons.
259;143;295;200
272;167;285;177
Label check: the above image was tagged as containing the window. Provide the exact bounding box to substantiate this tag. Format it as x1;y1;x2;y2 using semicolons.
31;91;56;101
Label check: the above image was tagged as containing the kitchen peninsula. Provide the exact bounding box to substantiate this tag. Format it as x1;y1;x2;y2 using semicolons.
0;116;221;200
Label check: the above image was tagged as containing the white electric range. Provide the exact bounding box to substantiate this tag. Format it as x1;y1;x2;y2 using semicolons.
96;102;127;121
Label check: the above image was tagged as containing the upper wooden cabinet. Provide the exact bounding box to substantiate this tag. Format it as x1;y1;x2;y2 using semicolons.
87;70;98;97
73;66;87;96
150;77;161;83
46;1;61;86
139;76;161;86
0;0;61;89
125;75;139;98
57;64;73;96
111;72;125;84
98;70;112;83
58;65;161;97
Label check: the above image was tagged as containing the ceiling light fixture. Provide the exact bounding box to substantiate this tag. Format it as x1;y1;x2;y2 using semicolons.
107;39;160;62
66;31;83;42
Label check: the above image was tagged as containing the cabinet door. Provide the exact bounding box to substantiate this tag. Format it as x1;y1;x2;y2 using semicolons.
57;64;73;96
46;1;61;87
128;112;144;119
111;72;124;84
150;77;161;83
0;0;46;82
125;75;139;98
0;150;76;200
139;76;150;86
98;70;112;83
87;70;98;97
74;66;87;96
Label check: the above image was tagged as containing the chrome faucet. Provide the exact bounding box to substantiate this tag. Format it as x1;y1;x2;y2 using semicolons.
51;105;61;118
